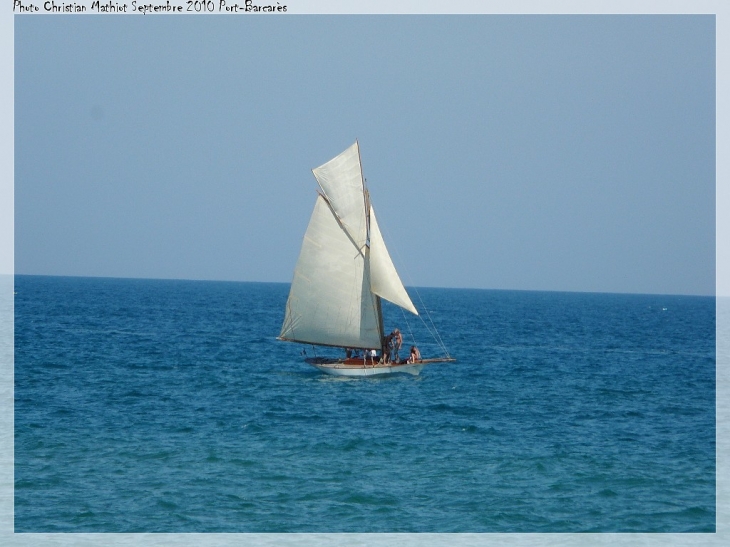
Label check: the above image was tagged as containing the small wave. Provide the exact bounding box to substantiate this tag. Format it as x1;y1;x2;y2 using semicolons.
138;450;173;461
428;403;453;412
41;362;68;369
14;479;36;490
678;506;713;517
157;499;178;510
230;458;256;468
341;438;366;452
341;492;397;506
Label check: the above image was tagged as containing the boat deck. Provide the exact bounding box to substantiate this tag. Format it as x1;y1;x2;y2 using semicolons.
305;356;456;369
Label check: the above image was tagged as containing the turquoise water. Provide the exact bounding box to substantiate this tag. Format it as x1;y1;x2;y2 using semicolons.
14;275;715;532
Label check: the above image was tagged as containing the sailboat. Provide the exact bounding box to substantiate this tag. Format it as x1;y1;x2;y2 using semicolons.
278;142;455;377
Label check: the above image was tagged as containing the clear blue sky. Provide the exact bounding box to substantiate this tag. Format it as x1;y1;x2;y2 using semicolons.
13;13;716;295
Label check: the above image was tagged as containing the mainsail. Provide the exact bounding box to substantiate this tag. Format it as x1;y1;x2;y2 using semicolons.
279;141;418;349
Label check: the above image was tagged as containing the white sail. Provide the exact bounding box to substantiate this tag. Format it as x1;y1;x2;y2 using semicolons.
369;207;419;315
311;142;368;251
279;194;381;349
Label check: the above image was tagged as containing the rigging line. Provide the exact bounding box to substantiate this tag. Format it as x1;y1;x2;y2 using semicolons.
393;264;444;354
409;280;450;356
400;265;449;355
374;205;450;357
398;303;416;348
381;228;448;354
419;302;449;356
416;299;450;357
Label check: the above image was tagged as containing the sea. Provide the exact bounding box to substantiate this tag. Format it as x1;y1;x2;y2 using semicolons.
13;275;716;534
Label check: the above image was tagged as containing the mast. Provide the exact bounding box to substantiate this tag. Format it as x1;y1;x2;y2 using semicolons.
358;139;371;247
360;143;383;348
375;294;385;348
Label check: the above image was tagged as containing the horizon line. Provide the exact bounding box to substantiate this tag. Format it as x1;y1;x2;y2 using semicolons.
10;273;717;299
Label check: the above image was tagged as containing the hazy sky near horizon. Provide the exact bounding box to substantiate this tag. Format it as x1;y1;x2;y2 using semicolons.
14;14;715;295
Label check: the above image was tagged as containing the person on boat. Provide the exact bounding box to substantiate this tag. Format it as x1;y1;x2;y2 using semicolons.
366;348;377;365
383;332;393;363
392;329;403;361
345;348;352;359
408;345;421;363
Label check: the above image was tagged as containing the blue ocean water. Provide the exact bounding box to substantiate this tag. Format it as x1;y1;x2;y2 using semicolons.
14;275;715;532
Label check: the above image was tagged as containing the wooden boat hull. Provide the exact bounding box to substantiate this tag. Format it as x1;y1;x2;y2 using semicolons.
305;357;455;377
